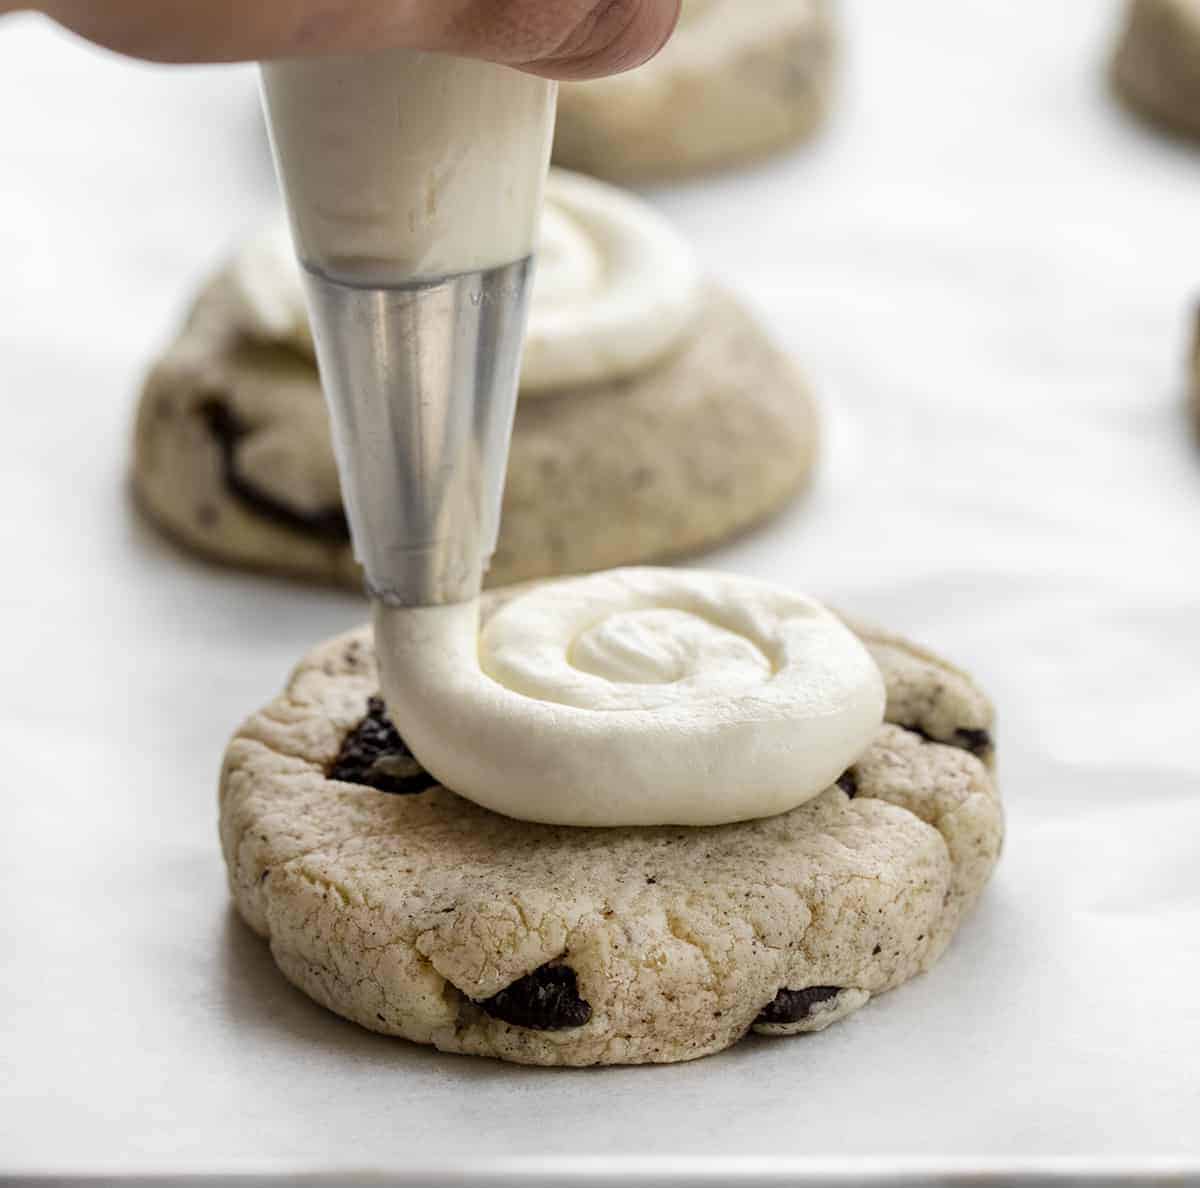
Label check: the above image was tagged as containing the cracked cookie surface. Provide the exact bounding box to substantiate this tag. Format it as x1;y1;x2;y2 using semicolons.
219;598;1002;1067
134;271;816;590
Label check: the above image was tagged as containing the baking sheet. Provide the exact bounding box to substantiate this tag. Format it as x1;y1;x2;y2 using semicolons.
2;0;1199;1181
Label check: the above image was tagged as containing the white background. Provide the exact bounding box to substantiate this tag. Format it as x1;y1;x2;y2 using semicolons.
1;0;1198;1181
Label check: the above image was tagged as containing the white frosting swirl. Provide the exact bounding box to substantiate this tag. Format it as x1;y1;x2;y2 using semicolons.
230;169;701;394
374;568;885;828
518;169;701;393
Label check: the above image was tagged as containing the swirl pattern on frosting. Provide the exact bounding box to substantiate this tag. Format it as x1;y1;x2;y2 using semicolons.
374;568;885;828
231;169;701;395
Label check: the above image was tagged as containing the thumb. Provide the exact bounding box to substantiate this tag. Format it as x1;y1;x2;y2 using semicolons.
436;0;682;80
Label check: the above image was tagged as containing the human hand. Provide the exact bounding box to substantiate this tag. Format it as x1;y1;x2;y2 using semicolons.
5;0;680;78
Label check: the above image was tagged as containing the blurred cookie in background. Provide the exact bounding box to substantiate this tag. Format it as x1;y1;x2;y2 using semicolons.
1111;0;1200;138
132;171;819;590
553;0;836;183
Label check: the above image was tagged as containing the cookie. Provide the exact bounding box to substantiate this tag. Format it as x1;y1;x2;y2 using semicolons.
1111;0;1200;139
133;275;817;590
219;601;1002;1067
553;0;836;182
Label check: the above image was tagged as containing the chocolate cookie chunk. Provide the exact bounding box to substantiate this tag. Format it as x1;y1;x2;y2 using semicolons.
478;965;593;1031
328;697;438;797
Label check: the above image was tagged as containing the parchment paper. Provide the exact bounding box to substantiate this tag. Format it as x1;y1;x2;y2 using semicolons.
1;1;1198;1181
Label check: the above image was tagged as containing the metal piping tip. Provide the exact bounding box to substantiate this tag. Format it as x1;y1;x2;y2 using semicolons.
301;257;534;606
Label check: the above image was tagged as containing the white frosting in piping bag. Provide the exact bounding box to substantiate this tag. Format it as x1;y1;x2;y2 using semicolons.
374;568;886;828
260;50;556;284
231;169;701;393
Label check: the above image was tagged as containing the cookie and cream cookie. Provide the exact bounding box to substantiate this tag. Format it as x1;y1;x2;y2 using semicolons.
1111;0;1200;139
553;0;836;182
220;569;1002;1066
134;170;817;588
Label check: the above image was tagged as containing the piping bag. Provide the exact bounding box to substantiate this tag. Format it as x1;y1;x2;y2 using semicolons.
259;51;557;606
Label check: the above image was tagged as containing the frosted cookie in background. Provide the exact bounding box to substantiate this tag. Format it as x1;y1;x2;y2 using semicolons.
1111;0;1200;139
133;170;818;589
552;0;836;183
220;570;1001;1067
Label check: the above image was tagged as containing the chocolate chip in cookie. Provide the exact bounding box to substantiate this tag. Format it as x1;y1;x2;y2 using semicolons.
755;985;842;1026
329;696;439;797
952;728;993;759
900;722;993;760
477;964;593;1031
200;399;350;543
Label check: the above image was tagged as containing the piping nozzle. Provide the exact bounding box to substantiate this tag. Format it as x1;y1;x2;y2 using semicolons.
302;257;534;607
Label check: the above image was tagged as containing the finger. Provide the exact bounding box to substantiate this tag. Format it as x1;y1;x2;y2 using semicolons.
442;0;682;80
37;0;426;63
38;0;680;77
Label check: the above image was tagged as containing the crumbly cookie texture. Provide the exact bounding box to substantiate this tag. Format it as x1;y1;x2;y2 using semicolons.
134;271;816;589
553;0;836;182
219;604;1002;1067
1111;0;1200;139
